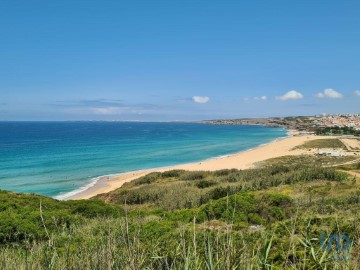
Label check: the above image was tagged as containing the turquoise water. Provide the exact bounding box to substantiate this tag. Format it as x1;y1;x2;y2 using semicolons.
0;122;287;198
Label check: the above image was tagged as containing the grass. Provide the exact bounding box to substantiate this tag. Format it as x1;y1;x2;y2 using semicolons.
294;139;347;150
1;155;360;268
257;154;357;167
96;162;349;211
336;162;360;171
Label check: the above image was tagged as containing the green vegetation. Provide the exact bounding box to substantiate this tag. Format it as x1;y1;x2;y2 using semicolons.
96;163;348;211
337;161;360;171
294;138;347;150
0;191;123;243
257;154;357;167
1;156;360;269
314;126;360;136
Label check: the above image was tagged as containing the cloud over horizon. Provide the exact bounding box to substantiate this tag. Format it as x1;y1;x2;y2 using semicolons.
276;90;304;101
354;90;360;96
192;96;210;104
316;88;343;99
53;99;158;115
254;96;267;101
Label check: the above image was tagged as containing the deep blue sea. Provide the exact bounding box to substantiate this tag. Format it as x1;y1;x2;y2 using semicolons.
0;122;287;198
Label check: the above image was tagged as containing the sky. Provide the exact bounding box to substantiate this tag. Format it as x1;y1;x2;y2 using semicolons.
1;0;360;121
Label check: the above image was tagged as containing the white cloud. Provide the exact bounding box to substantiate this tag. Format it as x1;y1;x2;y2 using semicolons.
316;88;343;99
276;90;303;101
192;96;210;103
254;96;267;101
354;90;360;96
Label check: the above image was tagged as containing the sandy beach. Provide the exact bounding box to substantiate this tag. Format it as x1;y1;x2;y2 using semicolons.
66;133;331;200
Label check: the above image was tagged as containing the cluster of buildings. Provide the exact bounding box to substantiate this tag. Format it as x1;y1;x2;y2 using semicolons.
313;114;360;130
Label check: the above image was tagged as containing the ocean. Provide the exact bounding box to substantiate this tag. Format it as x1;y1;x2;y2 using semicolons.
0;122;287;198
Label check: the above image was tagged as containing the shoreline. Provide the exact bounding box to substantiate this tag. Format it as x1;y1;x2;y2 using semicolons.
64;130;326;200
60;129;289;200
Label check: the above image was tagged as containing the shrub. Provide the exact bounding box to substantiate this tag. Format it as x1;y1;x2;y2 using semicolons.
68;200;123;218
263;193;292;207
213;169;238;177
0;191;123;243
180;171;208;181
161;170;186;178
206;187;231;200
196;180;216;189
248;213;263;225
223;174;239;182
133;172;162;185
199;193;257;223
114;187;161;205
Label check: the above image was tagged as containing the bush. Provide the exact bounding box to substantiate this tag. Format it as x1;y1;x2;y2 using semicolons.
133;172;162;185
248;213;263;225
68;200;123;218
206;187;232;200
196;180;216;189
180;171;208;181
199;193;257;223
161;170;186;178
223;174;240;182
114;187;161;204
213;169;238;177
99;163;351;211
0;191;123;243
263;193;292;207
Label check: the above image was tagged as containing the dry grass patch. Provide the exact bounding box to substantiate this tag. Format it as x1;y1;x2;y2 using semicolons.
294;139;347;150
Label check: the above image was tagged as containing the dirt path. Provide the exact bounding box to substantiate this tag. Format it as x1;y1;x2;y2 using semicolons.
343;170;360;179
340;138;360;152
328;158;360;168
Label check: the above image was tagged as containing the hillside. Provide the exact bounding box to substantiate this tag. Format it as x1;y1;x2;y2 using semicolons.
202;116;313;131
0;155;359;269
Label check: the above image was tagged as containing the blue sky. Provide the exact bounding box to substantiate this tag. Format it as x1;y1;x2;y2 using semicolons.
1;0;360;120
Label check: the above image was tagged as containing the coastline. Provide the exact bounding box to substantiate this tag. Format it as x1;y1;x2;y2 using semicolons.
64;131;326;200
